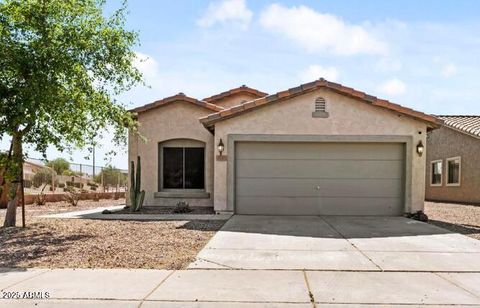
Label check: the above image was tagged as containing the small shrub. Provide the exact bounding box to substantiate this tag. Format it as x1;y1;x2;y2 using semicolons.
35;193;47;206
33;168;55;188
58;183;65;188
74;182;82;189
65;181;74;187
64;188;80;206
173;201;192;214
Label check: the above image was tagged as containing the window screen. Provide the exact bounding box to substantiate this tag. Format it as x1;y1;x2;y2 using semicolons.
447;158;460;184
162;147;205;189
431;161;442;185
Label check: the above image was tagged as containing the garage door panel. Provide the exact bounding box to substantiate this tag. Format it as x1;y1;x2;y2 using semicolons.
320;197;403;216
236;197;319;215
236;178;402;198
236;159;403;179
235;141;405;216
236;142;404;160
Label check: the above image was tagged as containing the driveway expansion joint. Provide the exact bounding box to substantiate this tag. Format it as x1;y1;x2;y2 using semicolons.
319;216;384;271
139;270;176;307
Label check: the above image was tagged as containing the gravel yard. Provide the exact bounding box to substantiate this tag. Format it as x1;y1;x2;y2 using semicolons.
425;201;480;240
0;199;226;269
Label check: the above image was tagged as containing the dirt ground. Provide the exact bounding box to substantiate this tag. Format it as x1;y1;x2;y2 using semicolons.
0;199;225;269
424;201;480;240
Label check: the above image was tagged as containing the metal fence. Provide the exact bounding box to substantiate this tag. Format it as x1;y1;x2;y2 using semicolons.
22;157;128;195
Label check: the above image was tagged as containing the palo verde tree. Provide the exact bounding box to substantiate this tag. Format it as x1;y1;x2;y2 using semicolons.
0;0;142;227
46;158;70;175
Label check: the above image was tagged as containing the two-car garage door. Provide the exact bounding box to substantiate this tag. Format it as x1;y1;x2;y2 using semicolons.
235;142;405;216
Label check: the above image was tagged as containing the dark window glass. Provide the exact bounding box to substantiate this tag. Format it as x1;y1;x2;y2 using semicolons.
447;159;460;184
431;161;442;185
162;146;205;189
185;148;205;189
163;148;183;188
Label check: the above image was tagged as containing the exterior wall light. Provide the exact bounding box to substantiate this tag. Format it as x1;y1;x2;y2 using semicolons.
416;141;424;156
218;138;224;156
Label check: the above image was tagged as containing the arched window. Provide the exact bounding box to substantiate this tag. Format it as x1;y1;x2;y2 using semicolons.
312;97;329;118
158;139;205;190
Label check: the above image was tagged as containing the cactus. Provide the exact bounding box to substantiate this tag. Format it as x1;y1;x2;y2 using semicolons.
129;156;145;212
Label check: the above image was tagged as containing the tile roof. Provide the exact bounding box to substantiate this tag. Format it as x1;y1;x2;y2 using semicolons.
203;85;268;103
130;93;224;114
437;115;480;138
200;78;442;129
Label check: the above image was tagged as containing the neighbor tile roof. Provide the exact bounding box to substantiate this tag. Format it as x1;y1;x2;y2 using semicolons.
200;78;442;129
437;115;480;138
203;85;268;103
130;93;224;114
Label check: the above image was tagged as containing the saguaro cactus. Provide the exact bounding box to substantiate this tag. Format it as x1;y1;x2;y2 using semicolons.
130;156;145;212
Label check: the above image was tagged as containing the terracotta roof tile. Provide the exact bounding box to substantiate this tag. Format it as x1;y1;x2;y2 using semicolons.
130;93;224;114
199;79;442;128
203;85;268;103
437;115;480;138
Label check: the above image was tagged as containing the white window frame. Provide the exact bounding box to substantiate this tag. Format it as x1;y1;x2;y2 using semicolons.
446;156;461;187
430;159;443;187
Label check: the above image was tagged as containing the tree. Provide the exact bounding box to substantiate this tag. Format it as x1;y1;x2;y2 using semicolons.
46;158;70;175
0;0;142;227
94;165;127;190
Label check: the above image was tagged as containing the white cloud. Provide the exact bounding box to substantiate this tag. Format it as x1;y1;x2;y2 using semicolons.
260;4;387;56
441;63;458;77
377;78;406;96
299;65;339;82
197;0;253;29
134;52;160;79
375;58;402;72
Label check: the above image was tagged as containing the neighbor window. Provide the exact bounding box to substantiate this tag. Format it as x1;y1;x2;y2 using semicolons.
431;160;442;186
446;157;461;186
162;147;205;190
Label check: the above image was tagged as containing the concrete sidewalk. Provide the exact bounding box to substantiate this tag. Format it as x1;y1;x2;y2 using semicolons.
1;268;480;307
41;206;232;221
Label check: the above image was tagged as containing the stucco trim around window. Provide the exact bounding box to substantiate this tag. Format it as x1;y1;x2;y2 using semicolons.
446;156;461;187
430;159;443;187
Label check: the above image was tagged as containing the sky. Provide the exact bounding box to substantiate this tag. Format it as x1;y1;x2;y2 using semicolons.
3;0;480;169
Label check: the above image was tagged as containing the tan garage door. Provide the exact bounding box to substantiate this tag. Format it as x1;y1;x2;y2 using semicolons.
235;142;405;216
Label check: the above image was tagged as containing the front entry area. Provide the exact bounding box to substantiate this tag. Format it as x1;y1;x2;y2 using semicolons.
235;142;405;215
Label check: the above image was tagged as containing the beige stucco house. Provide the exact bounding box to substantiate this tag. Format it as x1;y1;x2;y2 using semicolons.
426;115;480;204
129;79;441;215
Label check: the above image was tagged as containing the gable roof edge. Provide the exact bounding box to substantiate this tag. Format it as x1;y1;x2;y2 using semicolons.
199;79;442;129
130;93;224;114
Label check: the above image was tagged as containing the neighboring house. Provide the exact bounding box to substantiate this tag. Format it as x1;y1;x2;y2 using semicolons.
129;79;441;216
426;115;480;204
23;160;47;181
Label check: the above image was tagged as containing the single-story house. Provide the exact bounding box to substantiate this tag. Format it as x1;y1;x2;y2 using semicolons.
426;115;480;204
129;79;442;216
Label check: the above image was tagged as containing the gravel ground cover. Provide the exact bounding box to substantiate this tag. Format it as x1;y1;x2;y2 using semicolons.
0;199;226;269
424;201;480;240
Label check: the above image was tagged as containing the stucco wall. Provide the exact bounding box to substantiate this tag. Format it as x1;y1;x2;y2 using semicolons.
129;102;214;206
425;126;480;203
213;88;428;213
211;93;262;109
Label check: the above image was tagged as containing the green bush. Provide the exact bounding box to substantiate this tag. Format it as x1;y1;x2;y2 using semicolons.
46;158;70;175
59;183;65;188
33;168;56;188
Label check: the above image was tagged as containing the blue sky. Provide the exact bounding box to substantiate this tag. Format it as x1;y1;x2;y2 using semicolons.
4;0;480;169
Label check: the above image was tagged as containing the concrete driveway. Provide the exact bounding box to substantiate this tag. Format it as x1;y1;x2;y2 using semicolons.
189;215;480;271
